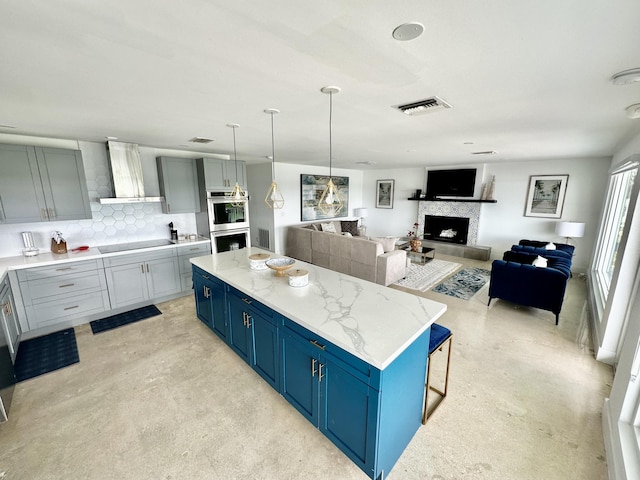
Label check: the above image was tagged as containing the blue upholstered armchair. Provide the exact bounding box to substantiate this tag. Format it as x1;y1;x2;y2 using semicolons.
487;243;573;325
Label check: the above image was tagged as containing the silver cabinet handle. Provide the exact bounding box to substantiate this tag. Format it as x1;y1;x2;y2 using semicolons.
64;305;79;311
146;263;150;273
141;264;144;273
49;208;55;219
56;267;73;271
310;340;326;351
41;208;47;220
167;204;171;213
311;358;317;377
59;283;75;288
318;363;325;381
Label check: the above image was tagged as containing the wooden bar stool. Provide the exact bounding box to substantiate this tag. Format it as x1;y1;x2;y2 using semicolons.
422;323;452;424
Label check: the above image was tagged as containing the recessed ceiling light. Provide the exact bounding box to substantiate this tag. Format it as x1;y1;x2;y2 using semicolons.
392;22;424;41
105;136;118;140
463;141;474;145
0;124;17;129
611;68;640;85
356;161;377;166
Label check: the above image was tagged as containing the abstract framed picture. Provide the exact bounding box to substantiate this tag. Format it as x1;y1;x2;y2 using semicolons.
376;179;394;209
300;174;349;221
524;174;569;218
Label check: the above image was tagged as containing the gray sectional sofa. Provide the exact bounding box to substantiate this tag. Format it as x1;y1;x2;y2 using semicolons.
285;221;407;286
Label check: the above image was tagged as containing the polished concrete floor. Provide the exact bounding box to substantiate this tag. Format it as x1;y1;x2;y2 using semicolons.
0;255;613;480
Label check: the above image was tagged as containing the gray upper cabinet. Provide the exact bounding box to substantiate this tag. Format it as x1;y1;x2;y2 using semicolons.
197;158;246;191
0;144;91;224
157;157;201;214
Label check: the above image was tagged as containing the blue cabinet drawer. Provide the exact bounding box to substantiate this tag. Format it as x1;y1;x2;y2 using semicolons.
227;285;274;320
283;318;380;389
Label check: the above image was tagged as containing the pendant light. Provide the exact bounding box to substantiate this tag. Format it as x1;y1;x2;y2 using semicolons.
318;86;343;216
264;108;285;209
226;123;246;207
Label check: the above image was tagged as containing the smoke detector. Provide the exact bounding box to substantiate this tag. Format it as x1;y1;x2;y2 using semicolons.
393;96;452;116
189;136;215;144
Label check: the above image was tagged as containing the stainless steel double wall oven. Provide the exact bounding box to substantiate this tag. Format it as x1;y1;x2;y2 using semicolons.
196;191;250;253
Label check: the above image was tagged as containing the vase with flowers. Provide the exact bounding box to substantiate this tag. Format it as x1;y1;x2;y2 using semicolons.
407;222;422;252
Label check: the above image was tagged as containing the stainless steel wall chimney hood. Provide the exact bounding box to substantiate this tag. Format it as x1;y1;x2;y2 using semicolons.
99;141;163;204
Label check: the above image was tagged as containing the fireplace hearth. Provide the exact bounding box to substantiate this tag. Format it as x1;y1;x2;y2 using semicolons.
424;215;470;244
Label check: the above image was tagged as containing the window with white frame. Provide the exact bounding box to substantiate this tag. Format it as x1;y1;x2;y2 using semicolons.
591;161;637;318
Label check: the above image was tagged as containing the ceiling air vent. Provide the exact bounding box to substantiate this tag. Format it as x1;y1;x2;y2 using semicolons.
189;136;215;144
393;96;452;116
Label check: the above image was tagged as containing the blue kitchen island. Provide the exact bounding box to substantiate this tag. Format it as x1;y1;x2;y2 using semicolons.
191;248;447;479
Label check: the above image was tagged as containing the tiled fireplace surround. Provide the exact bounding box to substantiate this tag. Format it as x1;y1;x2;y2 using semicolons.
417;200;481;246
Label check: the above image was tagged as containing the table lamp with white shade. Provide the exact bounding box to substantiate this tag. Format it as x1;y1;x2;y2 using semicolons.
354;208;369;232
555;221;586;245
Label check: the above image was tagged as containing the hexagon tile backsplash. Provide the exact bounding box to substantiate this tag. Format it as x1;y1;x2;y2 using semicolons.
0;202;198;258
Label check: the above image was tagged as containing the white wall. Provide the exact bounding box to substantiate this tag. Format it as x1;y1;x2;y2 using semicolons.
246;162;276;249
361;159;609;273
481;157;610;272
269;163;364;254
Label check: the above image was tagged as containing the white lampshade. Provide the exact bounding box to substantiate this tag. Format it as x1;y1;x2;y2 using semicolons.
354;208;369;218
555;221;585;238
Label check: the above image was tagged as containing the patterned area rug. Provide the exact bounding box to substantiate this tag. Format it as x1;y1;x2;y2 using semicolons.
433;267;491;300
394;259;461;292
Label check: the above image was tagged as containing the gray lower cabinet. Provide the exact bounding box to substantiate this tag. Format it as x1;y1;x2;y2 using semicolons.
0;276;21;363
196;157;246;191
156;157;201;214
0;144;91;224
177;243;211;292
104;250;180;309
16;259;109;332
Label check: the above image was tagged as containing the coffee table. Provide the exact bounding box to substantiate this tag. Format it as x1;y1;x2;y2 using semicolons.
403;246;436;265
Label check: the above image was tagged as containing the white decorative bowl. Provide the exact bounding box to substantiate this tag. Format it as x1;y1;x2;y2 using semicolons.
265;257;295;277
249;253;270;270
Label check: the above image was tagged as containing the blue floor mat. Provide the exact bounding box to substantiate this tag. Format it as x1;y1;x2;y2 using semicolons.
89;305;162;334
14;328;79;382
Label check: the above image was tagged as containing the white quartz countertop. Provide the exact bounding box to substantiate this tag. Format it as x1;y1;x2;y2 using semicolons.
191;248;447;370
0;237;211;282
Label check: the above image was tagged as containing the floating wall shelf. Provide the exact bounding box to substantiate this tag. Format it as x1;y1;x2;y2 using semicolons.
407;198;497;203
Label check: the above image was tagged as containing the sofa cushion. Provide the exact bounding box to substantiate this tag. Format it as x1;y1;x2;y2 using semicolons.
320;222;337;233
340;220;359;236
371;236;398;253
532;255;548;268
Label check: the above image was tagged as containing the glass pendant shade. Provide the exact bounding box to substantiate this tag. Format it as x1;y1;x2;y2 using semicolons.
265;181;285;209
264;108;284;209
318;178;342;216
226;123;246;207
319;86;342;217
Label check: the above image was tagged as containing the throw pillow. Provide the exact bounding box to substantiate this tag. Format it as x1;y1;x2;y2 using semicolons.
371;236;398;253
321;222;337;233
545;242;556;250
532;255;548;268
340;220;359;236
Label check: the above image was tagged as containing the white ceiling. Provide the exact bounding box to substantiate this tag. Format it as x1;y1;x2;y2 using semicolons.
1;0;640;169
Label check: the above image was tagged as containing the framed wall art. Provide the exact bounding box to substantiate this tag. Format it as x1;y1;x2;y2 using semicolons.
524;174;569;218
300;174;349;221
376;179;394;209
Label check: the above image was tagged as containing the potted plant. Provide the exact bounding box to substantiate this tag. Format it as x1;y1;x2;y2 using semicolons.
407;223;421;252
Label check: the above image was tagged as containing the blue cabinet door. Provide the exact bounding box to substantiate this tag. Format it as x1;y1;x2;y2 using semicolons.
209;278;228;341
320;352;378;476
281;329;319;425
193;273;213;330
251;311;280;390
228;294;252;363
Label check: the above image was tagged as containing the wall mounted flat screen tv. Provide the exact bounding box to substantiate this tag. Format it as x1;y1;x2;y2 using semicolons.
426;168;477;199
